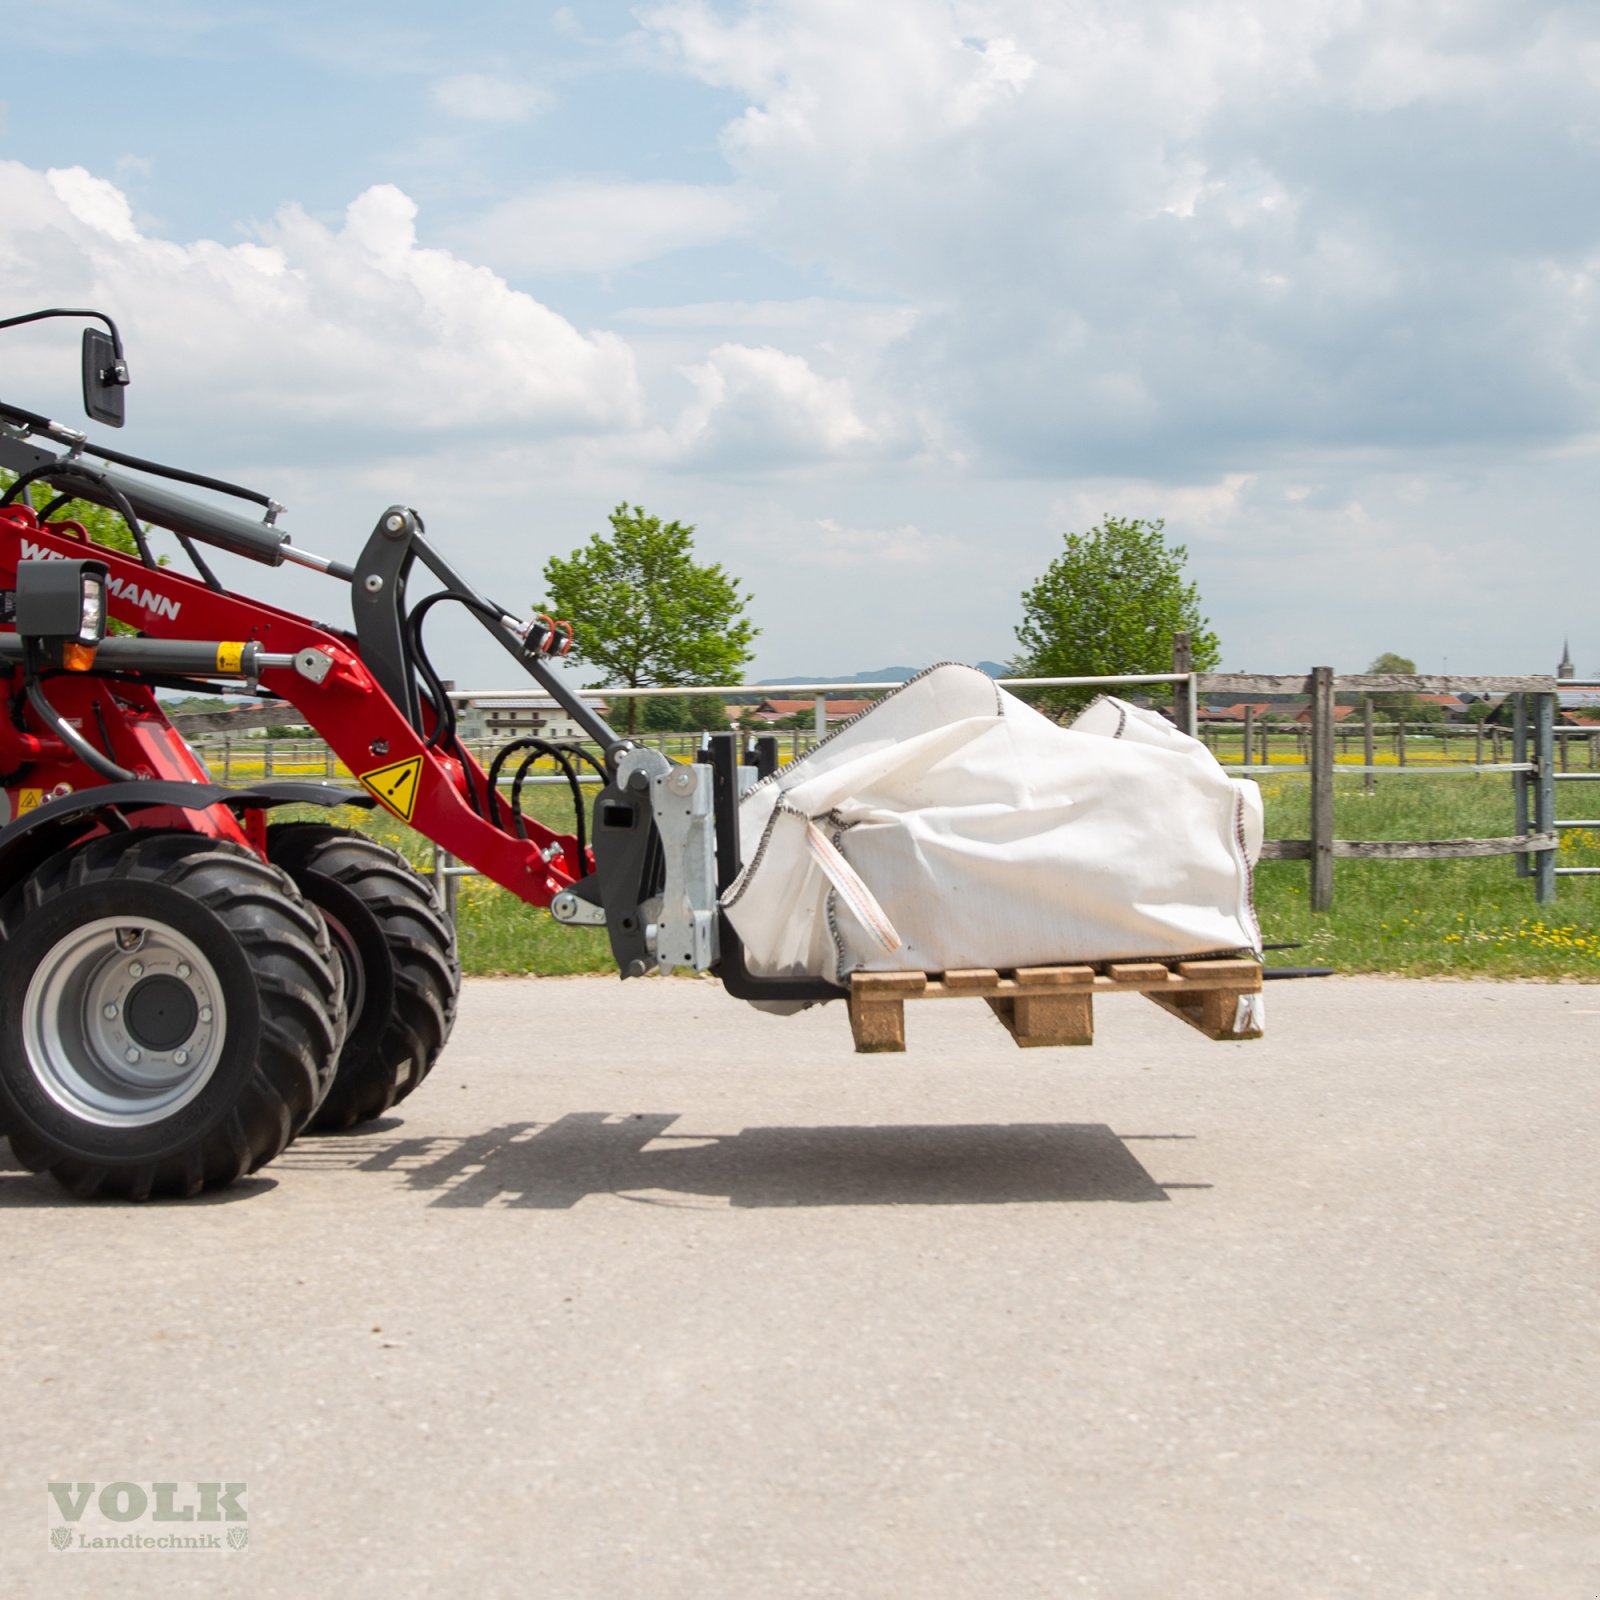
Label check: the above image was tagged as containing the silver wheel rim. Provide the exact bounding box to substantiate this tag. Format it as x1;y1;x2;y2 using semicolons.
23;916;228;1128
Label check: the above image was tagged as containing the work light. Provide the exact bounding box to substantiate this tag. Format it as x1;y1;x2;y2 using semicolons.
14;558;109;669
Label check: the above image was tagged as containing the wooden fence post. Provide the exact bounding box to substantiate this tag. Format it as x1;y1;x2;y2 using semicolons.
1310;666;1336;912
1171;633;1194;733
1243;706;1254;768
1363;697;1375;795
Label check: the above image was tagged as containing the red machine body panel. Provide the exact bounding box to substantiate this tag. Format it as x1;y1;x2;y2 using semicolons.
0;503;584;904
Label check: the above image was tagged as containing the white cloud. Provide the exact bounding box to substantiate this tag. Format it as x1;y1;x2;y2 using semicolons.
640;0;1600;476
672;343;877;468
430;72;551;124
462;180;758;275
46;166;139;241
0;163;643;439
787;516;960;570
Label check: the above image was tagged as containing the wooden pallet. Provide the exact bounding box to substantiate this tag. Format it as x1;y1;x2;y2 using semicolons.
847;958;1264;1053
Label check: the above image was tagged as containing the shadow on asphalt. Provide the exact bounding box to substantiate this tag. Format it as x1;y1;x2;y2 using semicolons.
0;1163;279;1207
278;1113;1191;1208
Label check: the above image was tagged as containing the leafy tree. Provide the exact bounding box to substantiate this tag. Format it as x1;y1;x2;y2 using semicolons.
536;505;757;734
640;694;690;732
1013;516;1219;712
1368;651;1417;675
1365;652;1441;722
684;693;730;732
639;692;733;733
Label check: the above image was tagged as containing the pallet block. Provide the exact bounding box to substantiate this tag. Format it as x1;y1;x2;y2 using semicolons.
846;958;1263;1054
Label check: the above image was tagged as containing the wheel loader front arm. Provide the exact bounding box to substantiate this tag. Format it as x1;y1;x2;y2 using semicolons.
0;506;586;908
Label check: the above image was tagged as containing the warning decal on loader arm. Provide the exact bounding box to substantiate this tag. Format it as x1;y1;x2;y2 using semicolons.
359;756;423;822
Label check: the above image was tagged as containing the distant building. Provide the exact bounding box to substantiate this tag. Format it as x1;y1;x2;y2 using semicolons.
457;695;610;744
1198;701;1275;722
751;698;877;725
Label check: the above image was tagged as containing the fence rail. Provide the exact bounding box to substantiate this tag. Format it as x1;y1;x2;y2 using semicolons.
171;666;1579;916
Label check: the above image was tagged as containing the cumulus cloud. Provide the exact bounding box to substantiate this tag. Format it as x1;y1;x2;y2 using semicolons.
640;0;1600;477
461;180;759;275
0;162;643;440
672;343;878;468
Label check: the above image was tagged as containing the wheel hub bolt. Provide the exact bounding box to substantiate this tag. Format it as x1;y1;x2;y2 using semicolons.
199;1007;213;1024
128;962;144;978
102;1003;118;1019
125;1047;141;1064
176;963;191;979
173;1050;189;1066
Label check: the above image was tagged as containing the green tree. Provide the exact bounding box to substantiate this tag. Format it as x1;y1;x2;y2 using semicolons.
1365;652;1442;722
536;505;757;734
639;693;731;733
1368;651;1416;675
640;694;690;732
1013;515;1219;711
684;693;730;732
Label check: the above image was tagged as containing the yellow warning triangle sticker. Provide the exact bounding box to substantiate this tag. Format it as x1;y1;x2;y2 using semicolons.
359;756;423;822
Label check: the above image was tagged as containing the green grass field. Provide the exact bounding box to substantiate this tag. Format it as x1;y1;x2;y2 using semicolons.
1252;771;1600;977
290;763;1600;981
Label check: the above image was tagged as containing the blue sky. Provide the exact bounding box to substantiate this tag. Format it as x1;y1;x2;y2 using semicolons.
2;1;1597;685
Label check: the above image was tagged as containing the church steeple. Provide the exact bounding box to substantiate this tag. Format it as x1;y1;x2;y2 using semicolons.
1560;638;1575;681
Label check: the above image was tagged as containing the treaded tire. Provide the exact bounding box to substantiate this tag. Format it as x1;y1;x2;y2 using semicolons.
0;830;345;1200
266;824;459;1132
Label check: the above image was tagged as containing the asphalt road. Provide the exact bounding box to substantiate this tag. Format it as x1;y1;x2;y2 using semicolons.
2;975;1596;1599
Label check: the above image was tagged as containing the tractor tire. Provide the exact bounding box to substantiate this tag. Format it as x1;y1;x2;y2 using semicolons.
0;830;345;1200
265;824;459;1132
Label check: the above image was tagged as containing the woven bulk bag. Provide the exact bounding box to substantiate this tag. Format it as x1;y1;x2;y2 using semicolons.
723;664;1261;984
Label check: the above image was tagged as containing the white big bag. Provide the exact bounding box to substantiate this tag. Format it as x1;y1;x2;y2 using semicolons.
722;663;1262;984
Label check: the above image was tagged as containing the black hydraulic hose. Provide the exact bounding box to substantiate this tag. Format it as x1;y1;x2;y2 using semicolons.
484;737;538;828
404;589;506;752
512;746;589;873
22;651;134;784
172;529;223;591
485;735;594;875
393;608;483;816
3;460;156;569
65;440;274;511
485;735;594;823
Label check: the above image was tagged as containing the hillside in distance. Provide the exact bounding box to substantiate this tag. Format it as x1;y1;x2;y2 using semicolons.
759;661;1008;687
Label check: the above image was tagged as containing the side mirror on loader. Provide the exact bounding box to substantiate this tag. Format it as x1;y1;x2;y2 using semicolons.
81;327;128;427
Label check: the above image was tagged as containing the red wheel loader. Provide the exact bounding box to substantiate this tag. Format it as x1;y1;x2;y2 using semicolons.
0;309;1263;1199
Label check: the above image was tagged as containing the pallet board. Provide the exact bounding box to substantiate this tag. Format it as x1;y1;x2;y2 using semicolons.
847;958;1264;1053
